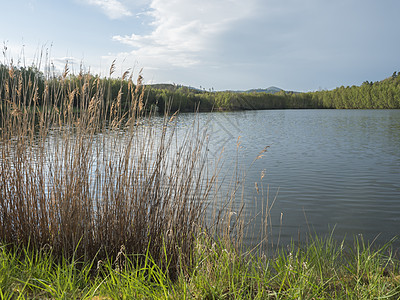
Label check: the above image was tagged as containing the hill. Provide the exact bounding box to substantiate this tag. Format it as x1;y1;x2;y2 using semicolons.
245;86;283;94
148;84;287;94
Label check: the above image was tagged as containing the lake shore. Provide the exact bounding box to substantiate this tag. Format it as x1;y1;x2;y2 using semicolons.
2;62;400;299
1;233;400;299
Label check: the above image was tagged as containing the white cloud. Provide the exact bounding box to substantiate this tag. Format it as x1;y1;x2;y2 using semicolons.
28;0;37;11
105;0;400;90
112;0;257;68
84;0;133;19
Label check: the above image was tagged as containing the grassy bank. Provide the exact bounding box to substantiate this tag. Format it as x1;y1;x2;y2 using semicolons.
1;234;400;299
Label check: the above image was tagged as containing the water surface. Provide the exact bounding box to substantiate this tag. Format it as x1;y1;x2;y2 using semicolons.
176;109;400;247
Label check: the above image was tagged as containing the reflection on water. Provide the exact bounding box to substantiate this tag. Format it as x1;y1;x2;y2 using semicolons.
3;109;400;248
176;109;400;248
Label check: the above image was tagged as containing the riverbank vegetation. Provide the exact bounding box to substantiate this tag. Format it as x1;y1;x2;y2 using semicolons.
1;59;400;298
1;59;218;279
140;72;400;111
1;234;400;298
1;63;400;113
147;71;400;110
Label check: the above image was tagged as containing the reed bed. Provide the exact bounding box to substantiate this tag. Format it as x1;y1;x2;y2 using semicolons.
0;60;223;278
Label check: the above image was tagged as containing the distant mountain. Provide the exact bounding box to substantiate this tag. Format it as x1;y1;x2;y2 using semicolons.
226;86;288;94
147;83;182;91
147;83;202;92
244;86;283;94
147;84;296;94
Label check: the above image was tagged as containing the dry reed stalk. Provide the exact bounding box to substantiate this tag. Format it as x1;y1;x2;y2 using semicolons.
0;60;221;278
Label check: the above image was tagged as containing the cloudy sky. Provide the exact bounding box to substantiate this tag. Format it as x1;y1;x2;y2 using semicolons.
1;0;399;91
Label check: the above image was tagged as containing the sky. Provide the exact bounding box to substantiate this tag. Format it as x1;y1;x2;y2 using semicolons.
1;0;399;92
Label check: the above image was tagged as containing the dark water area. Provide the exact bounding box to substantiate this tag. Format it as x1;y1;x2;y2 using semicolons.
175;109;400;249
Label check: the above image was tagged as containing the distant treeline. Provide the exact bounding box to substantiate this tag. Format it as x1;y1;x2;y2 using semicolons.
1;63;399;113
307;72;400;109
146;72;400;111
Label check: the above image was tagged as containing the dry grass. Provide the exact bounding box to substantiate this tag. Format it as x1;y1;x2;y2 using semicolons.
0;60;220;278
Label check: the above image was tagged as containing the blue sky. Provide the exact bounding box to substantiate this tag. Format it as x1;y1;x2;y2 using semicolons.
1;0;399;91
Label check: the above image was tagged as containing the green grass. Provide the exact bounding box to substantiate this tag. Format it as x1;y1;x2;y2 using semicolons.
1;234;400;299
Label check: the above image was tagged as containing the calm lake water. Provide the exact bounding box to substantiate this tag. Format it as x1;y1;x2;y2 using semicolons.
7;108;399;249
175;109;400;248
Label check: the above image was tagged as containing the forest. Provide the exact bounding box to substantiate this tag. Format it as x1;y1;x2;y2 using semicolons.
145;71;400;111
1;63;399;113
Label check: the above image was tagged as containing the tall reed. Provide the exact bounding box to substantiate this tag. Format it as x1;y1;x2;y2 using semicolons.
0;60;218;277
